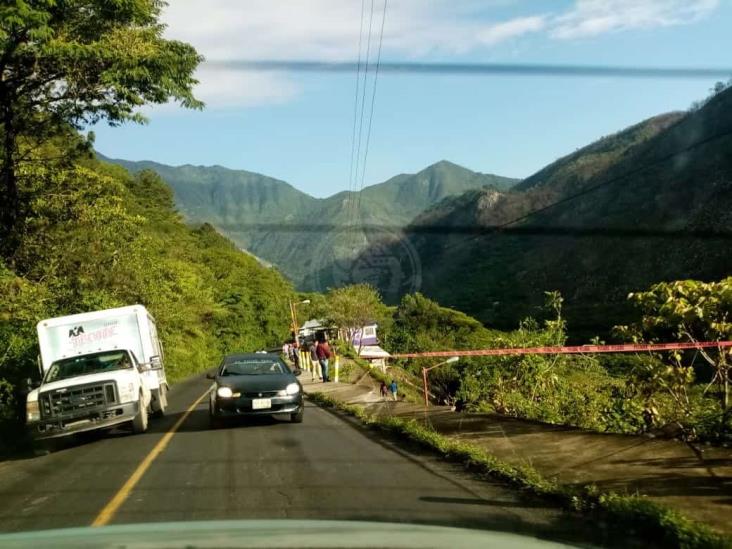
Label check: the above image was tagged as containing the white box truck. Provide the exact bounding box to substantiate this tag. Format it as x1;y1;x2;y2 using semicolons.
26;305;168;440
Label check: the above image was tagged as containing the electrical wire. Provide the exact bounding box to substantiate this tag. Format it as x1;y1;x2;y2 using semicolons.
354;0;388;225
345;0;368;231
350;0;376;238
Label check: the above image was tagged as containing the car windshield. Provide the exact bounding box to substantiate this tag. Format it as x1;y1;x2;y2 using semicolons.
44;351;133;383
221;359;288;376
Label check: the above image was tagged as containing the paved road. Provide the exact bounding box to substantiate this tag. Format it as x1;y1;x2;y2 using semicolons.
0;374;603;546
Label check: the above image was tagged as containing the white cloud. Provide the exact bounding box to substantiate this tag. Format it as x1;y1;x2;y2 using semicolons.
477;16;546;46
159;0;719;109
164;1;542;61
193;67;298;108
161;0;545;108
551;0;719;39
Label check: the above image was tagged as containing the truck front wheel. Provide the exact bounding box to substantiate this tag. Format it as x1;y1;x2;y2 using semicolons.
152;385;167;417
131;394;148;434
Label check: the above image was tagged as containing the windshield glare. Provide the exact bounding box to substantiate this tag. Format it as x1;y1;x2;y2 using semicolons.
44;351;132;383
221;359;287;376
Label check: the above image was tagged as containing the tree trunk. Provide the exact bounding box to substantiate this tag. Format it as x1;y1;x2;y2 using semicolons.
723;366;729;435
0;160;18;228
0;106;18;254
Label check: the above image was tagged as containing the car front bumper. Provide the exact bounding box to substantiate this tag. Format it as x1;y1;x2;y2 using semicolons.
212;394;303;417
30;401;139;440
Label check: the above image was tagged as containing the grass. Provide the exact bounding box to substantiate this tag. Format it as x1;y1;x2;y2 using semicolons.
307;391;731;549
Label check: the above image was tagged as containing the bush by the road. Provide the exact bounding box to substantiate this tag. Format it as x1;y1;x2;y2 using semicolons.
381;290;730;441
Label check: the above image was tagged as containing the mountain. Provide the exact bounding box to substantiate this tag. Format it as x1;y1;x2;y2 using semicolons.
343;89;732;337
96;157;319;237
351;160;516;221
98;155;517;288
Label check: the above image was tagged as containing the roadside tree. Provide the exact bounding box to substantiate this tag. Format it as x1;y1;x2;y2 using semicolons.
325;284;388;351
616;278;732;436
0;0;203;246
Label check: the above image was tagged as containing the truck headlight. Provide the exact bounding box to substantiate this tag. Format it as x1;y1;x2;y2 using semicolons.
217;386;234;398
26;400;40;423
119;382;135;403
285;383;300;395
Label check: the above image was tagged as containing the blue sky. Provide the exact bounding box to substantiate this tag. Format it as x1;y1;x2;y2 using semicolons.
92;0;732;198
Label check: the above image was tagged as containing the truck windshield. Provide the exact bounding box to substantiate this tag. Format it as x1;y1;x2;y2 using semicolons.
44;351;133;383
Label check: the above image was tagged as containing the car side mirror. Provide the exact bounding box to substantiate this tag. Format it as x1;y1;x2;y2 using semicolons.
149;355;163;370
26;377;40;390
206;372;216;380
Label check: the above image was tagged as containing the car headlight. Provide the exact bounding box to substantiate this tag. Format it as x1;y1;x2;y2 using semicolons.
217;386;234;398
26;400;40;423
285;383;300;395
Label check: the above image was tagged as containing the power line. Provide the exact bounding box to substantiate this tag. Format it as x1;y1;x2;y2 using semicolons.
350;0;376;236
354;0;388;223
207;59;732;80
345;0;367;230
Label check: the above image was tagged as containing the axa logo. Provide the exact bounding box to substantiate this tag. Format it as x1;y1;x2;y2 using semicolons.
68;326;85;338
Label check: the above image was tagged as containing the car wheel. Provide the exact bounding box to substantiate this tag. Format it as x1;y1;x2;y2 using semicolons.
131;394;148;434
290;408;304;423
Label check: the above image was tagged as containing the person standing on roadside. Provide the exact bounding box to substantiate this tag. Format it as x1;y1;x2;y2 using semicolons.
309;338;321;382
291;340;301;372
316;336;332;383
282;342;290;359
389;379;398;401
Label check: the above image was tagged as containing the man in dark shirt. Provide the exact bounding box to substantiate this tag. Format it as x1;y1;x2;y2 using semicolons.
316;337;332;382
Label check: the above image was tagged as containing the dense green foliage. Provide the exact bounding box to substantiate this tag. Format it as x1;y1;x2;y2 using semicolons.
616;278;732;438
379;289;728;440
384;293;500;402
105;156;517;289
0;0;202;236
0;156;294;445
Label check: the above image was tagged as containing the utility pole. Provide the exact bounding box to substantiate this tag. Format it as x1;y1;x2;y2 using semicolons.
289;298;310;346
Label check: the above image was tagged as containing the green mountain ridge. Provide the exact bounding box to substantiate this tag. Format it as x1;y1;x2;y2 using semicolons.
96;155;318;226
98;154;518;287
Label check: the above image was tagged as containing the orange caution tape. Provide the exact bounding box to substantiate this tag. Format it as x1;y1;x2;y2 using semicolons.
390;341;732;359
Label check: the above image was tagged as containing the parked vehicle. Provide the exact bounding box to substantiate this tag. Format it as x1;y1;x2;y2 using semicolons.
26;305;167;440
207;353;303;427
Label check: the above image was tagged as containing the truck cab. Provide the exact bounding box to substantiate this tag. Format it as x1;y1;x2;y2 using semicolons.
27;349;152;438
27;305;166;440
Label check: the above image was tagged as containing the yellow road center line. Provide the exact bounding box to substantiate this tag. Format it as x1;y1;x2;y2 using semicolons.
91;389;210;527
